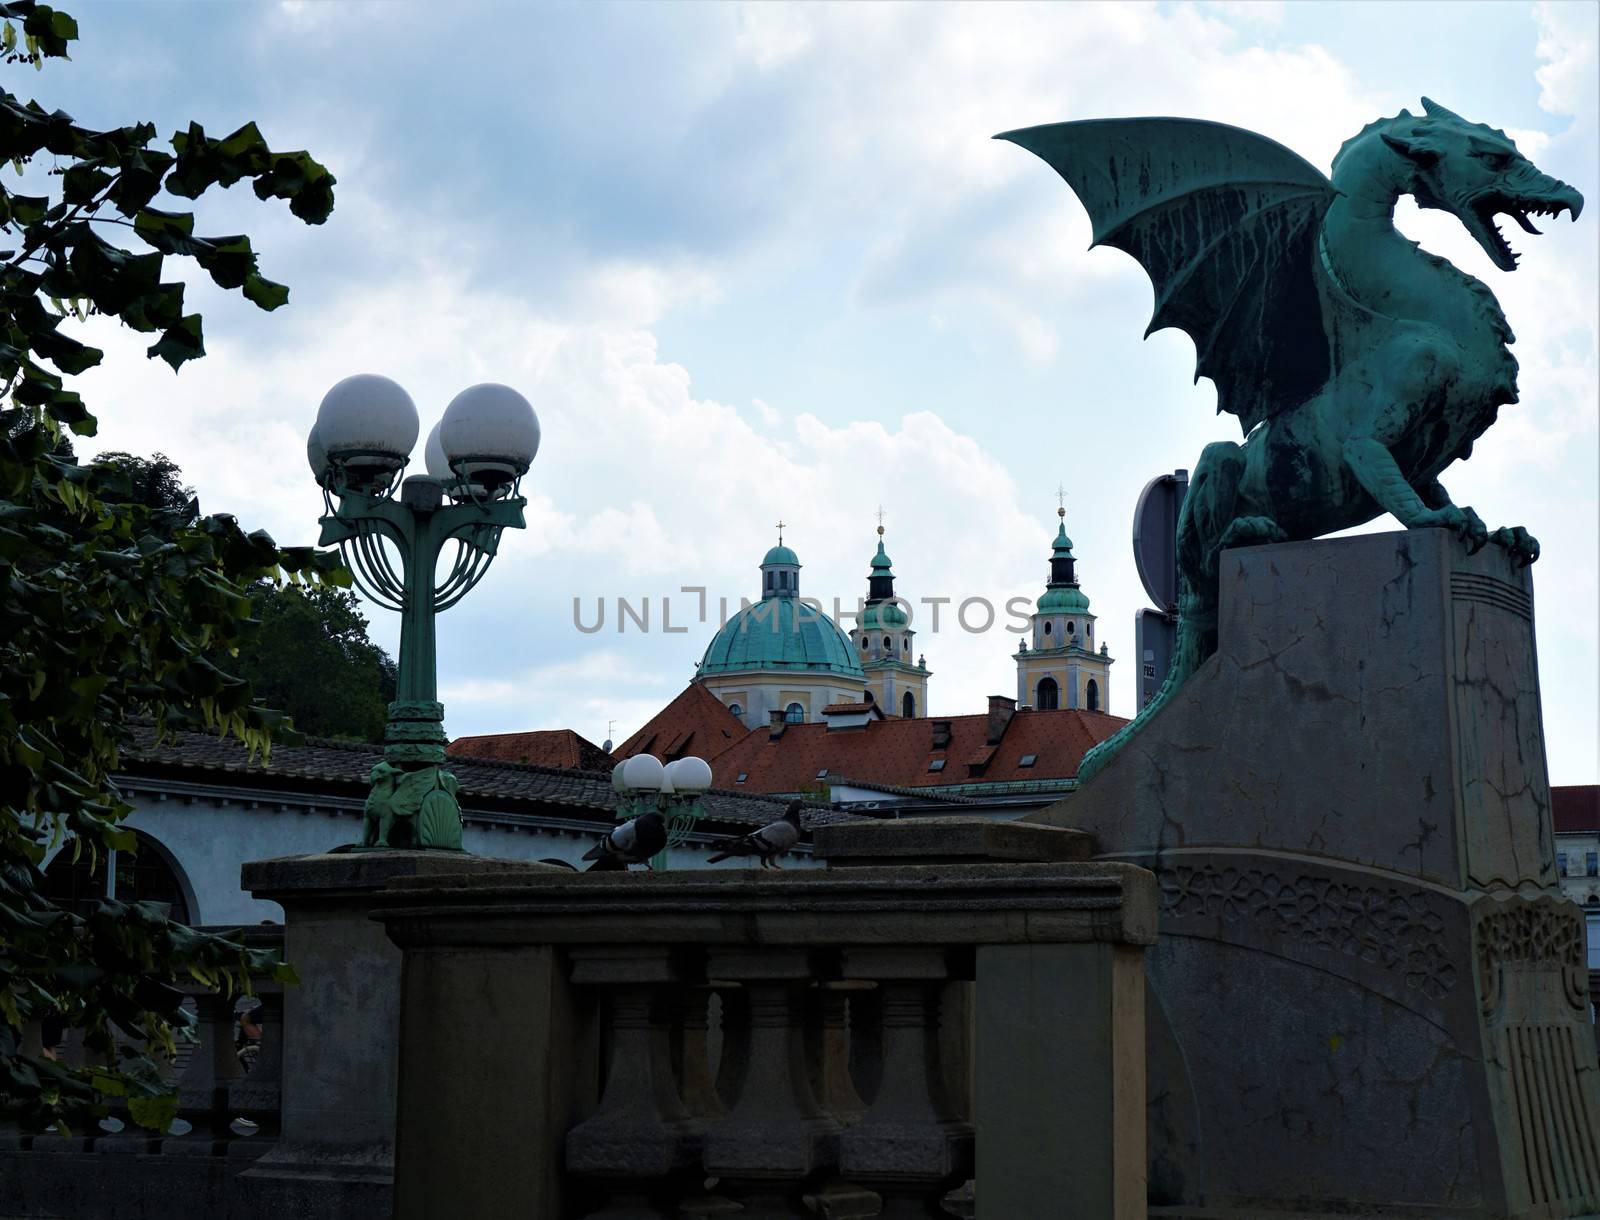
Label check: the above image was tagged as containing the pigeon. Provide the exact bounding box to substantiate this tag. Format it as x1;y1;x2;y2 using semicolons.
583;810;667;871
706;800;804;869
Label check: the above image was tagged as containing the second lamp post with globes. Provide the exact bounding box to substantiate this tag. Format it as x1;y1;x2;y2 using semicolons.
307;373;538;850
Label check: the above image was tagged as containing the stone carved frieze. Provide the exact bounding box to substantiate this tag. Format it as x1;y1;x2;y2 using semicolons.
1158;864;1460;999
1474;899;1587;1014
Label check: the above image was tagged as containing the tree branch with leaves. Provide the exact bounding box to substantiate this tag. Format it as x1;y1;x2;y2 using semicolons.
0;0;342;1133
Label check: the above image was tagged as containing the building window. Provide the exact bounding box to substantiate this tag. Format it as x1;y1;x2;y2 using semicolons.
883;635;892;650
735;772;748;785
1560;852;1569;876
1066;620;1075;635
728;702;742;718
1086;678;1100;712
1019;753;1037;768
860;637;868;650
928;758;945;772
43;829;193;924
1037;676;1059;711
863;689;874;703
902;691;915;719
816;768;828;779
784;703;805;724
1044;621;1052;636
1587;852;1597;877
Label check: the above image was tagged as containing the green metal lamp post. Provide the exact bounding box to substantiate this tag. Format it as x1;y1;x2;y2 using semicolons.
307;374;538;850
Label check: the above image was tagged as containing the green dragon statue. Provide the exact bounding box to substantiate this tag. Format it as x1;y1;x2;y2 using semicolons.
999;99;1583;780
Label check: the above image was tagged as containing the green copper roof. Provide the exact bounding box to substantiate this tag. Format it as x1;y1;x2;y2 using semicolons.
870;539;893;572
1052;519;1075;554
762;544;800;567
699;596;865;678
1039;584;1092;613
860;599;910;629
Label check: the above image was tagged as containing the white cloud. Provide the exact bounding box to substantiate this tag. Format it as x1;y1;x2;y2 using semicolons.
63;0;1596;781
1535;0;1598;118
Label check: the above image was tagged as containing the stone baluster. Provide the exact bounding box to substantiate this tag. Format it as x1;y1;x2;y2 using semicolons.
837;949;972;1216
227;986;283;1153
702;949;840;1210
671;984;725;1121
165;989;242;1157
808;981;869;1127
567;947;700;1216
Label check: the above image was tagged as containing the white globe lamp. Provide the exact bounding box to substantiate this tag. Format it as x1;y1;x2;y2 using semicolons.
439;382;539;493
665;756;713;795
315;373;420;490
617;753;665;794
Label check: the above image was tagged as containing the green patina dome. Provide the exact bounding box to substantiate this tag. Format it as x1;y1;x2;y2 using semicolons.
699;597;865;678
1039;584;1092;613
860;599;910;630
870;539;893;572
763;544;800;567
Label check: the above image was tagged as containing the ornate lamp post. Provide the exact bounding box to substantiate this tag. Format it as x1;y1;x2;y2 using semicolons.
611;754;714;869
307;374;539;850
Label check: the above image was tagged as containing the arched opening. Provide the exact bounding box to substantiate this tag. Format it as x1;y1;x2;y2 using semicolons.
883;635;892;650
862;689;874;703
728;702;743;718
784;702;805;724
1043;621;1052;636
1086;678;1100;712
43;829;194;924
902;691;916;719
1036;677;1059;711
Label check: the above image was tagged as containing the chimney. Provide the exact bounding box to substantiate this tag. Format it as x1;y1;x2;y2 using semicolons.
769;709;788;740
986;695;1017;745
931;720;953;750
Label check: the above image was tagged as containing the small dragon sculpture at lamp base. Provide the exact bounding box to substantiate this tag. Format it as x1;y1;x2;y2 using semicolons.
1000;98;1584;780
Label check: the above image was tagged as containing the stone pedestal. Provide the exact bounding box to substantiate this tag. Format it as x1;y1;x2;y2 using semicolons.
1031;528;1599;1218
237;850;533;1213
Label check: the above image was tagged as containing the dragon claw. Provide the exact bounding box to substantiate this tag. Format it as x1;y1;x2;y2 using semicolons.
1489;526;1540;565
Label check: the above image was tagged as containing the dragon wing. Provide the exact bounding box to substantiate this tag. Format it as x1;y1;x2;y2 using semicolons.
997;118;1338;433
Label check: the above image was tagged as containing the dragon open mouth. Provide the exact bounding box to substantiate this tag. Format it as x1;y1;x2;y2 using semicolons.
1468;189;1583;272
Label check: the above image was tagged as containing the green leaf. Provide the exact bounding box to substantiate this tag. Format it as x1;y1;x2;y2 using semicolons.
241;271;288;311
127;1092;179;1134
133;207;201;256
146;314;203;371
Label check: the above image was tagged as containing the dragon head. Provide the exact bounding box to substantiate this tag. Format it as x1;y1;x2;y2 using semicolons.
1379;97;1583;272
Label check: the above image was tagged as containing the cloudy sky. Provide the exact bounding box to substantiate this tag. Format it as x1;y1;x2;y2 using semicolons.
47;1;1598;781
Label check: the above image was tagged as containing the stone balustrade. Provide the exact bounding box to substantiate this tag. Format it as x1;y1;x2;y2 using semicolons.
375;857;1157;1219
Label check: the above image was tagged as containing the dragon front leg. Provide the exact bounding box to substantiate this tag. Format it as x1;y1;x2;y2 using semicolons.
1343;438;1491;551
1420;473;1538;564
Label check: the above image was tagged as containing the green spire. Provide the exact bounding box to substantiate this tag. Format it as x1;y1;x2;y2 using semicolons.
870;525;894;573
1052;506;1075;555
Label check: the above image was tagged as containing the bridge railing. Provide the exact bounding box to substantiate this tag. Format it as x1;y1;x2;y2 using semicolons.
375;854;1156;1219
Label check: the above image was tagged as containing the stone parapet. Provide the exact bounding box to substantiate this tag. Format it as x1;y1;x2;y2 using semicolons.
813;816;1096;866
374;860;1156;1219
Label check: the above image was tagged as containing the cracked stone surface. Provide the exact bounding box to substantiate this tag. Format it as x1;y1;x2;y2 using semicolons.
1030;530;1600;1218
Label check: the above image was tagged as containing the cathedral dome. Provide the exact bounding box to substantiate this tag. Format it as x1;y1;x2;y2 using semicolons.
699;597;865;678
763;543;800;567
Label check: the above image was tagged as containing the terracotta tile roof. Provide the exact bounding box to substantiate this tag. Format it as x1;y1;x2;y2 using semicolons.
117;725;803;830
613;683;748;763
709;706;1127;795
1554;785;1600;833
822;702;877;715
448;728;612;771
